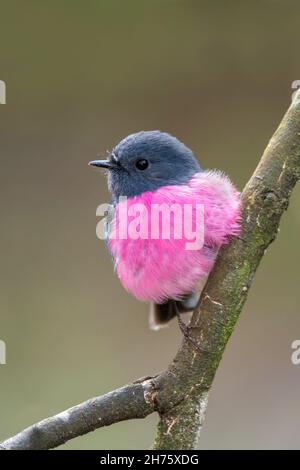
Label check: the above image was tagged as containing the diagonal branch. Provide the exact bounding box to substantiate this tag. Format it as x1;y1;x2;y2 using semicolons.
0;381;157;450
153;90;300;448
1;91;300;450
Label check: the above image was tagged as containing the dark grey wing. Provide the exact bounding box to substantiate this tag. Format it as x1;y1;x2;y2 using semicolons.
149;291;200;331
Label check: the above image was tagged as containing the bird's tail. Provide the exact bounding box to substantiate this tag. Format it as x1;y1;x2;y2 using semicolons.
149;292;200;330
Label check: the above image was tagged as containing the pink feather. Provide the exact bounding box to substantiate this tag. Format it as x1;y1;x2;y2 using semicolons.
108;171;241;303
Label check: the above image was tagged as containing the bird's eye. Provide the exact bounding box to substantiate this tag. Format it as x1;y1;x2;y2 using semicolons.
135;159;149;171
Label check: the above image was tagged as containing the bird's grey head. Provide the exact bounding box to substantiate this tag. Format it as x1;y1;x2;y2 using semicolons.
89;131;201;200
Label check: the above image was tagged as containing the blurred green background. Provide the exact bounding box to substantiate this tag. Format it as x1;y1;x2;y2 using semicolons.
0;0;300;449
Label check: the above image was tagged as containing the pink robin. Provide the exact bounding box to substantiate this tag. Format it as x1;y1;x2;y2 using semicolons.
90;131;240;339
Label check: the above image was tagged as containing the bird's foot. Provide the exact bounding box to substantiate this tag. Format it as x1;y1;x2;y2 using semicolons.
173;302;209;354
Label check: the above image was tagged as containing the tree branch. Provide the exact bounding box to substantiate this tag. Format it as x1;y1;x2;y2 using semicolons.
1;91;300;450
153;90;300;448
0;381;157;450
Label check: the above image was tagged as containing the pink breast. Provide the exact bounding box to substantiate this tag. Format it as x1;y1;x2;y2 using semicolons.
108;171;240;303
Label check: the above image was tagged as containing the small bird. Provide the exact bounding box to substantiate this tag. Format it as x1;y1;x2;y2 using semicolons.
90;131;240;333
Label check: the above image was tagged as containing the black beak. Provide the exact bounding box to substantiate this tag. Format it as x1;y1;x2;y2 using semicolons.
88;159;113;169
